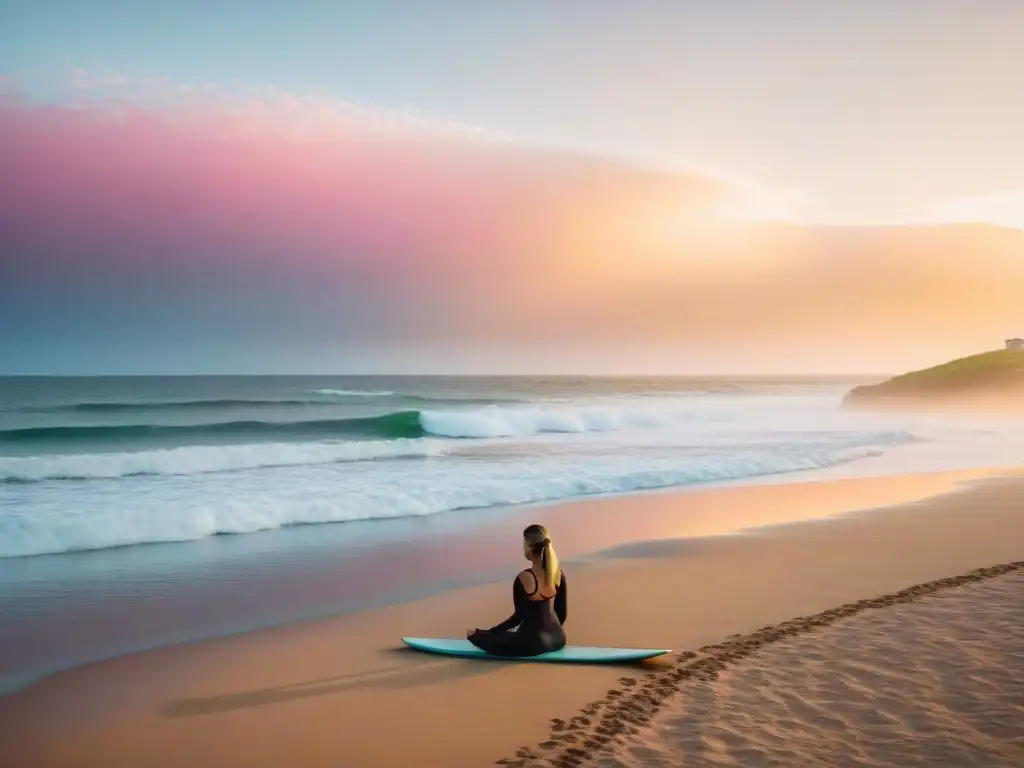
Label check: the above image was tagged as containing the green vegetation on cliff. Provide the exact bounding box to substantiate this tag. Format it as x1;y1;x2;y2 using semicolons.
844;349;1024;405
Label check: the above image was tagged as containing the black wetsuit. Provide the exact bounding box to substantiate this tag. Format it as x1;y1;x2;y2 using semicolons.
468;570;567;657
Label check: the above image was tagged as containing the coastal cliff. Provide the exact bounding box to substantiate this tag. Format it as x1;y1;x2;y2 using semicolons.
844;350;1024;409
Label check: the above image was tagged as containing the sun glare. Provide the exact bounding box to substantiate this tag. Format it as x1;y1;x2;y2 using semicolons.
666;188;807;241
713;193;806;225
929;192;1024;231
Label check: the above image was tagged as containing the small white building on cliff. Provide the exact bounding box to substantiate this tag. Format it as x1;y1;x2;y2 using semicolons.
1007;338;1024;350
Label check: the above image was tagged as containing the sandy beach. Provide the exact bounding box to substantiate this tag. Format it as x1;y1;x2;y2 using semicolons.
589;567;1023;768
1;469;1022;768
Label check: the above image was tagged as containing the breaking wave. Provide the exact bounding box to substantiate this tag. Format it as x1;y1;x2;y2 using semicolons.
1;402;717;446
0;442;902;557
0;437;449;482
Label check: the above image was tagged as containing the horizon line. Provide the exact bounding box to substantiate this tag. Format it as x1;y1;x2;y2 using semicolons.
0;372;891;379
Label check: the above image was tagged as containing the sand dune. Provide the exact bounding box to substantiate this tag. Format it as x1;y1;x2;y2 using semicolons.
510;564;1024;768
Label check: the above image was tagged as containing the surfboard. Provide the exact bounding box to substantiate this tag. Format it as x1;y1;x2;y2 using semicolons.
401;637;670;663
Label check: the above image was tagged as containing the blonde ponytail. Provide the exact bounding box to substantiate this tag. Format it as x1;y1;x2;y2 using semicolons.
540;539;560;592
525;523;560;591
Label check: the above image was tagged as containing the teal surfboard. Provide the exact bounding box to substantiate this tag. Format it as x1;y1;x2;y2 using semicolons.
401;637;670;663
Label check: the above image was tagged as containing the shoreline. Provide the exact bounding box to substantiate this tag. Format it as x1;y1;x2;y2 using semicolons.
1;468;1022;767
0;466;1008;698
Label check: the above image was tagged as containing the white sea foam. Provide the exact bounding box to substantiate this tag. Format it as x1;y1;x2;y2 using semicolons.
0;441;897;558
419;403;709;437
312;388;397;397
0;438;448;482
0;397;877;482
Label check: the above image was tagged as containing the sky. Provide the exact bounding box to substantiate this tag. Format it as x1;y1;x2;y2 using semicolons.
2;1;1023;374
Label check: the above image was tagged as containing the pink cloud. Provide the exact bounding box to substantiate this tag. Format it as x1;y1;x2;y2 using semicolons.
0;80;729;298
3;79;1024;370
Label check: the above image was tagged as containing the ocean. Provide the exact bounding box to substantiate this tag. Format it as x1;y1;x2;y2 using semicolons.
1;375;1021;694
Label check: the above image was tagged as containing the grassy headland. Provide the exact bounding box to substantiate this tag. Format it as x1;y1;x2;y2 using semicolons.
844;349;1024;410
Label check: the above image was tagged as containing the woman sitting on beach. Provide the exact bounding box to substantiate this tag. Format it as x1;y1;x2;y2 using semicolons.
466;524;568;657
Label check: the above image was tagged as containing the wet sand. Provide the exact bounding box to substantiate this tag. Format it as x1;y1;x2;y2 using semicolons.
1;470;1022;767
